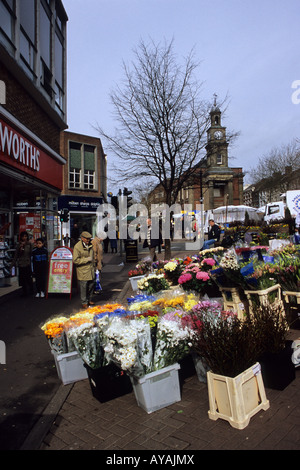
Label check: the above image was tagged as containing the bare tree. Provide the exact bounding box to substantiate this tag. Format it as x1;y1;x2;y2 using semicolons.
249;140;300;184
96;38;228;257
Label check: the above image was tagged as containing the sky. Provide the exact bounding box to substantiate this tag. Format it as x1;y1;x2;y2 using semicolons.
62;0;300;188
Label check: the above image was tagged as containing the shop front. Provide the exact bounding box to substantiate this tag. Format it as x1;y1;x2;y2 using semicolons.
58;195;104;247
0;108;66;254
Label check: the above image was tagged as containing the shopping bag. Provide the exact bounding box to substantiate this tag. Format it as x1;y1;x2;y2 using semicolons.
94;269;102;294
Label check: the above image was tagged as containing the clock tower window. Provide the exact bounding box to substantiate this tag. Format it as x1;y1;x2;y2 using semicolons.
217;154;222;165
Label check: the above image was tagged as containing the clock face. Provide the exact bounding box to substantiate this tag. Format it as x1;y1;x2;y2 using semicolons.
214;131;223;139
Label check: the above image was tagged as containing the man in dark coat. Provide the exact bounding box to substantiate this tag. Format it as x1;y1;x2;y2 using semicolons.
201;219;221;250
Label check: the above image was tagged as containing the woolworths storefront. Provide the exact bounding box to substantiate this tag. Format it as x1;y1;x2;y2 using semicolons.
0;108;66;252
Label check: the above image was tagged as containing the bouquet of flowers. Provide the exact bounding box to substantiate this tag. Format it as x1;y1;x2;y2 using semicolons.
66;321;104;369
41;316;68;354
127;294;156;312
153;315;195;370
102;316;153;377
137;273;170;294
218;248;248;288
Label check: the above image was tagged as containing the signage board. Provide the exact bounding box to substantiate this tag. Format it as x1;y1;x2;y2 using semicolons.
47;246;73;298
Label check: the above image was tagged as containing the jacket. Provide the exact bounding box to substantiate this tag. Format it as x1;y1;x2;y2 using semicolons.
11;241;32;268
208;223;221;241
32;246;48;273
73;240;95;281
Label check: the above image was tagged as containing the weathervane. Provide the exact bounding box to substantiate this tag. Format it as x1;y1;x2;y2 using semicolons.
213;93;218;107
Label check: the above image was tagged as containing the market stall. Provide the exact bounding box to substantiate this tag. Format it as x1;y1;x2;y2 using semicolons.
41;229;300;428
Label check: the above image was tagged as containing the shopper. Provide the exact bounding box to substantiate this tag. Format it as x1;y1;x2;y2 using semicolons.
11;231;33;297
32;238;48;298
143;218;163;262
201;219;221;250
70;223;80;248
73;231;96;309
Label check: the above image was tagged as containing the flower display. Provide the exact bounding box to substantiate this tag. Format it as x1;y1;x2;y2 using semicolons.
177;261;213;294
153;316;195;370
128;267;145;278
163;259;184;284
66;322;104;369
137;273;170;294
191;301;263;377
41;316;68;354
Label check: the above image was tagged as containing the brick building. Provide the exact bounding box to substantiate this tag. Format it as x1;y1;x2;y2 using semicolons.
59;130;107;242
0;0;68;252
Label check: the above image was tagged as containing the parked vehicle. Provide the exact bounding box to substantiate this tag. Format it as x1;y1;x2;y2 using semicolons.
264;190;300;223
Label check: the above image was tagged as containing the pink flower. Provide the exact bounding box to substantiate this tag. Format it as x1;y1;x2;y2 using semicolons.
178;273;192;284
202;258;216;267
196;271;210;281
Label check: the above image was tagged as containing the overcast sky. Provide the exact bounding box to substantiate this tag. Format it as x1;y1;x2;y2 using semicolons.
63;0;300;188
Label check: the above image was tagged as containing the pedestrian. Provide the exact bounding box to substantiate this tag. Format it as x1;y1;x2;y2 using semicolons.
70;223;80;248
103;222;109;253
11;231;33;297
32;237;48;298
73;231;96;309
110;223;118;253
201;219;221;250
63;233;71;247
143;218;163;262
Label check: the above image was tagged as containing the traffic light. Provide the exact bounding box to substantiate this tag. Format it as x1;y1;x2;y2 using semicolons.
111;196;118;210
123;187;133;207
60;208;69;222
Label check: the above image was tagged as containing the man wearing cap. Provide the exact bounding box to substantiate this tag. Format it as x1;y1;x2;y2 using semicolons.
73;231;96;309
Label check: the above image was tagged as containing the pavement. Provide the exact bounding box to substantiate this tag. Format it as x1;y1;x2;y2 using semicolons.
1;243;300;453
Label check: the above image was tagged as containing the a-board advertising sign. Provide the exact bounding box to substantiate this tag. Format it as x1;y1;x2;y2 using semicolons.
47;246;73;299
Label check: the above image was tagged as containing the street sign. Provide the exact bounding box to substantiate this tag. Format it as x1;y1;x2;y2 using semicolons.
46;246;74;299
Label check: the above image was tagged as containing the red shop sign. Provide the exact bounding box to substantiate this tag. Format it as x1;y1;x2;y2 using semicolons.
0;117;63;190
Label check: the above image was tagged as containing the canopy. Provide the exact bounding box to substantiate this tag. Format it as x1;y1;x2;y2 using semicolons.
212;205;261;223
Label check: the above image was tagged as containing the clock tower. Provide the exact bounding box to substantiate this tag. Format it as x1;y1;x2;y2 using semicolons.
202;96;243;210
206;97;228;168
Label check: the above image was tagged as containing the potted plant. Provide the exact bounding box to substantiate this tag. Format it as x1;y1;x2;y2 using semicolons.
137;273;170;294
191;301;270;429
177;258;217;296
163;259;184;285
128;265;148;291
251;301;295;390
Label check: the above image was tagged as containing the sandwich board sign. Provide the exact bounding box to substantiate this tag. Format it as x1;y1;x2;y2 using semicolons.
47;246;74;299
